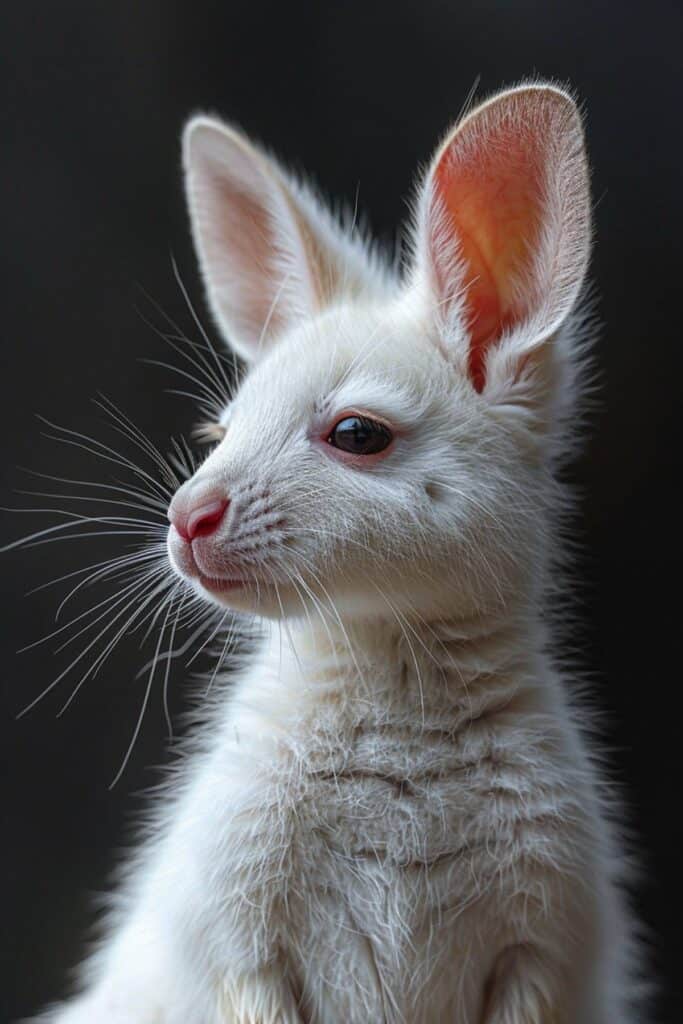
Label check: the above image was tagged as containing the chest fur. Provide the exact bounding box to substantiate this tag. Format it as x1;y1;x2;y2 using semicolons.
178;634;603;1023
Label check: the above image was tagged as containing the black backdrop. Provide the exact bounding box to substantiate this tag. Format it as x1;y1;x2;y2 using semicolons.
2;2;680;1021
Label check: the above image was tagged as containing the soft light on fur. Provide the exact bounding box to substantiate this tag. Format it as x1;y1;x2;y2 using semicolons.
36;83;641;1024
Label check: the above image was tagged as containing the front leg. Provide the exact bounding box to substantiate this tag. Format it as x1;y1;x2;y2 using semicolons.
479;937;616;1024
40;965;303;1024
33;722;303;1023
481;945;561;1024
38;892;303;1024
220;968;304;1024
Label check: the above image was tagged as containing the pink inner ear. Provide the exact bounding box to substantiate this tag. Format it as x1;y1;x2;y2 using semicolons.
434;129;544;392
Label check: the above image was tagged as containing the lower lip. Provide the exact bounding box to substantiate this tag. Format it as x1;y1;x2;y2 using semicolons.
197;575;246;594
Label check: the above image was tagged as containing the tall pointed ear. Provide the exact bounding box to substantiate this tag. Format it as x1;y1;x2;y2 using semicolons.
183;117;374;362
413;84;591;393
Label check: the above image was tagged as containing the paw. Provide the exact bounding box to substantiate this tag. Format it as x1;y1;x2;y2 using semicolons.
221;968;303;1024
36;993;164;1024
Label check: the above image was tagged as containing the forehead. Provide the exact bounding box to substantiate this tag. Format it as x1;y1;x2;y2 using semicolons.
234;302;447;421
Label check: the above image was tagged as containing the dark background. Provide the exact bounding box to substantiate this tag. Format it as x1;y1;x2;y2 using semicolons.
2;2;680;1021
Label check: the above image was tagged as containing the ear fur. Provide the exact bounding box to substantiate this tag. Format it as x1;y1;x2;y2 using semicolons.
412;83;591;395
183;117;386;362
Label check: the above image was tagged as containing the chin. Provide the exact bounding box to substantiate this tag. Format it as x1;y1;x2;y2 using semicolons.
177;569;261;613
168;562;287;619
192;576;254;609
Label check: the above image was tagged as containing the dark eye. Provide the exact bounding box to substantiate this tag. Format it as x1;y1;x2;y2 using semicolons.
327;415;393;456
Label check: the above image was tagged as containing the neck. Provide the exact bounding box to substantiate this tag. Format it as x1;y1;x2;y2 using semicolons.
269;596;547;731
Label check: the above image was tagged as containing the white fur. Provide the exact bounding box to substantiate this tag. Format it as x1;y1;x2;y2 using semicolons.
37;84;641;1023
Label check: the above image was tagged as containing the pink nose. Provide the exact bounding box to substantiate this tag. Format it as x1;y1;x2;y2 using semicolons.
169;497;228;542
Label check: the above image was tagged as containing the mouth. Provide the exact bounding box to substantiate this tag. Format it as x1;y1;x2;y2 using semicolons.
167;527;251;596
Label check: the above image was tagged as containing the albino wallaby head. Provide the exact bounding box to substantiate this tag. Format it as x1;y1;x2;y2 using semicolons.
167;83;591;624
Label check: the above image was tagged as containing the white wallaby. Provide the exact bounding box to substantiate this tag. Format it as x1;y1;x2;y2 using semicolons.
37;83;640;1023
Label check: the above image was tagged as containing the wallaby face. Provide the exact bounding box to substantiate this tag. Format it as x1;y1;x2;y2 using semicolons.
167;299;543;622
29;84;642;1024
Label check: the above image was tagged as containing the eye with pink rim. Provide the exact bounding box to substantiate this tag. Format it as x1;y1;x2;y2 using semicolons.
325;413;394;457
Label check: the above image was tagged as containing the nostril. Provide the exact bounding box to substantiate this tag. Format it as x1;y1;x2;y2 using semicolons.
186;499;229;541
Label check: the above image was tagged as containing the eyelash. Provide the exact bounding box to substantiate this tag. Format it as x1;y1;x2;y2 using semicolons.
193;421;227;444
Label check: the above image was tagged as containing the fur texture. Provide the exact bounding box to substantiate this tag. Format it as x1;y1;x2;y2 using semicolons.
36;83;640;1023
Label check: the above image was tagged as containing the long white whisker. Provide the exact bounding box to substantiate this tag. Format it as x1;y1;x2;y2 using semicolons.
25;547;160;597
54;546;166;620
133;606;215;678
16;572;169;718
37;418;172;503
203;616;235;699
162;593;182;739
186;608;231;668
19;565;161;654
15;488;168;520
94;396;180;493
137;277;233;404
55;567;166;657
140;358;225;415
9;528;163;552
171;258;234;399
109;589;178;789
58;575;175;712
18;467;168;512
4;506;163;531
